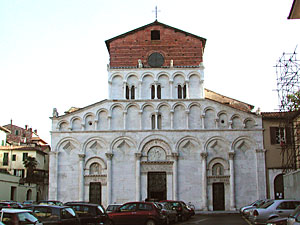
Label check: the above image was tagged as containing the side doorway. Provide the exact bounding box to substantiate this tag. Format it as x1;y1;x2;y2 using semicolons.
274;174;284;199
89;182;102;204
213;182;225;211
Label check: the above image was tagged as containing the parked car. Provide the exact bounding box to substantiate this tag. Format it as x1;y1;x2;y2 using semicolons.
37;200;64;206
0;208;42;225
0;202;23;210
108;201;166;225
242;199;272;218
240;199;267;215
159;200;190;221
249;199;300;225
106;204;122;213
266;216;288;225
23;200;36;207
25;204;80;225
287;205;300;225
65;202;112;225
157;202;178;224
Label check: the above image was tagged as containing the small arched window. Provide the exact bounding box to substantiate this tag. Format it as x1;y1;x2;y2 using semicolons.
157;114;162;129
131;86;135;99
212;163;224;176
157;84;161;99
125;85;130;99
178;85;182;99
151;115;156;129
151;85;155;99
183;84;187;99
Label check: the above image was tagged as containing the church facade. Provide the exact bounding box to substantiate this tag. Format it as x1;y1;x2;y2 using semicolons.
49;21;266;211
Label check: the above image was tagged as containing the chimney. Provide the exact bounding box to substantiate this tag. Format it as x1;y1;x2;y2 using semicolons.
34;129;37;134
25;125;28;130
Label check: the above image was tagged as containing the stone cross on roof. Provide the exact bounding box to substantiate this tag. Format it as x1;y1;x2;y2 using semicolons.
152;6;160;20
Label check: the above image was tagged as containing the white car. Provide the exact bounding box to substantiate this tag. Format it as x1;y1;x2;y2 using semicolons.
0;208;42;225
249;199;300;225
287;205;300;225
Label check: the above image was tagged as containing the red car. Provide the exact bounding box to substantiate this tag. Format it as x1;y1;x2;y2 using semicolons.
108;201;166;225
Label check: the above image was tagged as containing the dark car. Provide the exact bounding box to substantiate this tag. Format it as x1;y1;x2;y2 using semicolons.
157;202;178;224
108;201;166;225
37;200;64;206
25;204;80;225
65;202;112;225
0;202;23;210
0;208;42;225
106;204;122;213
159;200;190;221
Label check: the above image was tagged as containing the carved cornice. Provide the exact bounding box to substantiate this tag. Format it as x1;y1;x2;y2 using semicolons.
141;161;173;165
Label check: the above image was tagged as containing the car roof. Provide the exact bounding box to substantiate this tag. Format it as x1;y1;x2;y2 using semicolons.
29;205;68;209
1;208;32;213
65;202;99;207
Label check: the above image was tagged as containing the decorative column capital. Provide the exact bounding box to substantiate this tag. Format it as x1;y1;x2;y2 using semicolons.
106;152;114;160
172;152;179;160
228;152;235;160
135;153;142;159
49;151;59;156
78;153;85;160
201;152;208;159
256;149;266;153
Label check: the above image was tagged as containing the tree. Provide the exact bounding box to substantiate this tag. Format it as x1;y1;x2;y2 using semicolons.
287;90;300;111
23;156;38;180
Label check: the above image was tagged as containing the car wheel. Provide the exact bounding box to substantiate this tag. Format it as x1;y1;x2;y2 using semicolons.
145;219;156;225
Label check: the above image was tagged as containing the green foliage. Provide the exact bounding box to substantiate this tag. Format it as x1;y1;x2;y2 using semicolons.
287;90;300;111
23;156;38;178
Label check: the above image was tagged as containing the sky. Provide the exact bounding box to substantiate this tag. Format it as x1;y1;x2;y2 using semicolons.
0;0;299;144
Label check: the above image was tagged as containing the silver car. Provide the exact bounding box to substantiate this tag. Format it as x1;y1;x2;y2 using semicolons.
241;199;271;218
287;205;300;225
249;199;300;224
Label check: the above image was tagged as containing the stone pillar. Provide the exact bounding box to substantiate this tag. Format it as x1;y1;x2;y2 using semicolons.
139;111;143;130
201;115;205;129
185;110;189;129
228;152;236;210
106;153;114;205
256;149;267;199
135;153;142;201
201;152;208;210
169;80;173;99
48;151;59;200
108;81;112;99
123;81;127;99
78;153;85;201
170;110;174;129
185;81;190;99
138;81;142;99
123;111;127;130
108;115;112;130
172;153;179;200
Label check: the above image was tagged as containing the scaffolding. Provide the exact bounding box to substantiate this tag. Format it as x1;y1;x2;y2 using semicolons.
275;47;300;173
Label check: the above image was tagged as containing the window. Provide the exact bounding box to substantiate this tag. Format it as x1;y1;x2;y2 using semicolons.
1;140;4;146
130;86;135;99
3;153;8;166
119;203;137;212
151;85;155;99
270;127;291;145
126;85;129;99
23;153;28;161
177;84;187;99
14;169;25;178
151;30;160;40
157;85;161;99
151;115;156;129
157;114;162;129
139;203;153;211
15;130;19;136
125;85;135;100
12;154;16;161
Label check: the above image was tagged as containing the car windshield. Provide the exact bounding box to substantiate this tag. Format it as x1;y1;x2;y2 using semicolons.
97;205;105;214
290;205;300;217
17;212;39;223
107;205;119;211
260;200;274;209
65;208;76;217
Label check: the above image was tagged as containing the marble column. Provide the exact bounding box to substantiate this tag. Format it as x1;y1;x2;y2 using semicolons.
172;153;179;200
228;152;236;210
201;152;208;210
169;80;173;98
135;153;142;201
139;111;142;130
123;81;127;99
48;151;59;200
106;153;114;205
185;110;189;129
123;111;127;130
138;81;142;99
185;81;190;99
201;115;205;129
170;110;174;129
78;153;85;201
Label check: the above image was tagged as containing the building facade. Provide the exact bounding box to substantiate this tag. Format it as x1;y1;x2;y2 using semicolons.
49;21;266;210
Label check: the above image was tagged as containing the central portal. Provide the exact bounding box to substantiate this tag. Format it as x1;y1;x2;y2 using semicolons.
147;172;166;201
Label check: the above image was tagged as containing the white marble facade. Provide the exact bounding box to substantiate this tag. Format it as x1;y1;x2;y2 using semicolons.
49;66;266;211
